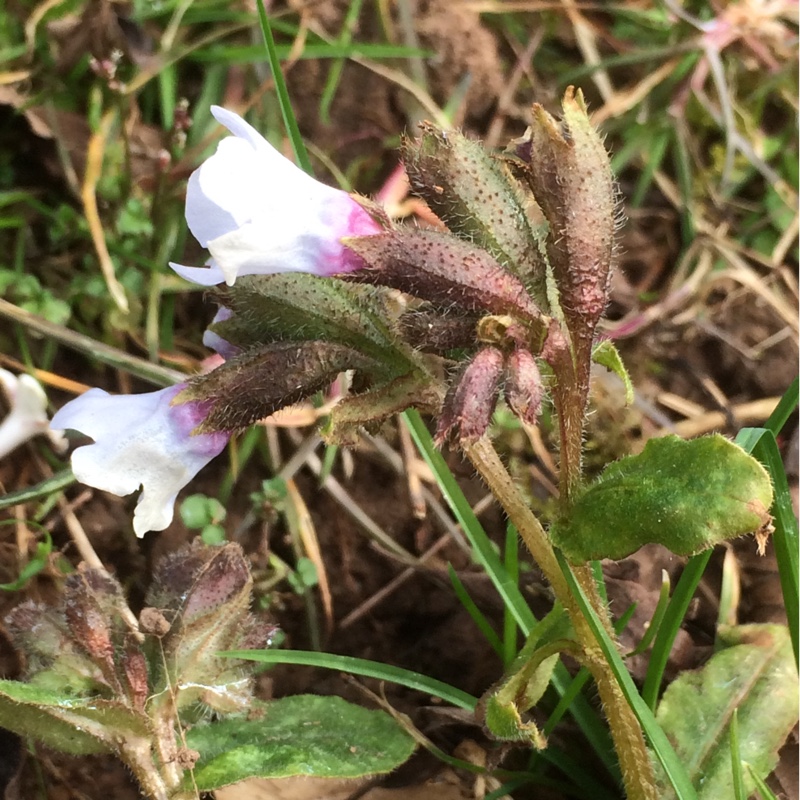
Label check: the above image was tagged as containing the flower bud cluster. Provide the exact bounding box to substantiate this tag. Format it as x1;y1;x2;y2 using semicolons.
4;543;270;715
50;89;616;535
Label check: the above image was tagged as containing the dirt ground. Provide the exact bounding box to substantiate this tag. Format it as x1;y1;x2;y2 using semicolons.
0;1;797;799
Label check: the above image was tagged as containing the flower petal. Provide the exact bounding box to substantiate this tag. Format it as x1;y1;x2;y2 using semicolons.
169;260;227;286
173;107;382;286
0;369;63;458
202;307;239;360
52;386;229;537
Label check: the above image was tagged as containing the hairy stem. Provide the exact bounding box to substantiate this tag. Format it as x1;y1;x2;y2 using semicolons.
462;437;658;800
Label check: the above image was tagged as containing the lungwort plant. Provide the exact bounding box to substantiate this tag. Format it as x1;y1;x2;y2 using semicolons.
2;89;793;800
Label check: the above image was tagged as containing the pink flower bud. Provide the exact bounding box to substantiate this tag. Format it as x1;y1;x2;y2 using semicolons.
504;348;544;425
436;347;505;444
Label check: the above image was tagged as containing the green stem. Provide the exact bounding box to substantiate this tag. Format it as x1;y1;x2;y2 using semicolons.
462;437;658;800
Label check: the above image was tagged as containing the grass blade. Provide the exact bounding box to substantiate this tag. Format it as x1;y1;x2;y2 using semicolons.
447;565;504;657
763;376;798;435
745;427;799;666
747;764;780;800
0;469;75;511
629;570;670;657
222;648;477;711
255;0;313;174
319;0;366;123
503;524;520;667
730;709;746;800
402;410;536;632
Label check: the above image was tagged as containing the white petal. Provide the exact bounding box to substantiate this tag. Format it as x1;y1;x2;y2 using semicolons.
0;370;58;459
211;106;270;150
0;411;42;459
207;219;341;284
53;386;229;536
175;107;381;286
169;261;227;286
185;137;266;246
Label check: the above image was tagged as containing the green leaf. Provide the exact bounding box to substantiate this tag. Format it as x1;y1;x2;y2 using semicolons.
0;680;148;755
482;606;570;749
552;434;774;563
592;339;634;405
0;531;53;591
180;494;225;529
656;624;798;800
186;695;416;791
641;423;779;709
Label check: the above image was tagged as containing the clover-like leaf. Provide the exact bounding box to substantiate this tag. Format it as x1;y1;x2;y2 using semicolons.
592;339;633;405
185;695;416;791
552;434;773;563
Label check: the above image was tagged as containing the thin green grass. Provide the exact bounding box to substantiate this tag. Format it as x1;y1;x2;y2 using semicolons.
447;564;504;657
221;649;477;711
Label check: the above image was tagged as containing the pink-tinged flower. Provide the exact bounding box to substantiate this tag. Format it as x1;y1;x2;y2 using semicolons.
169;106;382;286
0;369;66;459
52;385;229;537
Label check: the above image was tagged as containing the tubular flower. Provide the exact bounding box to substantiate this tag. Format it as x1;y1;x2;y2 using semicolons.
51;385;229;537
170;106;382;286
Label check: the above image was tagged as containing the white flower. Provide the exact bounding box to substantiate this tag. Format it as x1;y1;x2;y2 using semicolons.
170;106;382;286
0;369;66;459
51;385;229;537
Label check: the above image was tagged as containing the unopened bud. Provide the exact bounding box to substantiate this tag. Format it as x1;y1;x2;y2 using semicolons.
345;229;541;323
181;545;251;624
176;340;376;433
436;347;505;444
146;542;261;712
403;125;549;307
63;570;126;692
504;349;544;425
512;87;616;358
397;310;480;353
121;637;149;711
5;602;69;670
